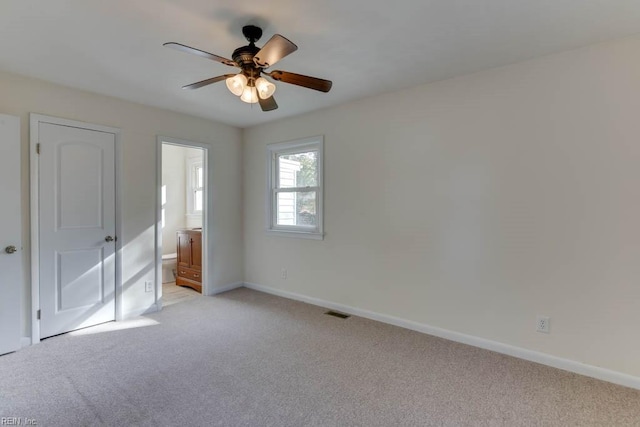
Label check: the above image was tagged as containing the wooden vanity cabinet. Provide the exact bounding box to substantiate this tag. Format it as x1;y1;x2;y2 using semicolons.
176;229;202;293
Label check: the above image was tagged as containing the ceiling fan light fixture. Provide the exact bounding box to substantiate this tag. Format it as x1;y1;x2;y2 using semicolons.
225;73;247;96
255;77;276;99
164;25;332;111
240;86;259;104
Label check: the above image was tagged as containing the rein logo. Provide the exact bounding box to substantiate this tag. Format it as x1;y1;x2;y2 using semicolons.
1;418;37;425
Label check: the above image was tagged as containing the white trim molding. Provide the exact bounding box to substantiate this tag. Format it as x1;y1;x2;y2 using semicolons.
210;282;244;295
122;303;160;320
156;136;213;299
266;135;324;240
243;282;640;391
265;230;325;240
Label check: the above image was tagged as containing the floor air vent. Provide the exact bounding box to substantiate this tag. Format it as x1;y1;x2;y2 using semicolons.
325;310;350;319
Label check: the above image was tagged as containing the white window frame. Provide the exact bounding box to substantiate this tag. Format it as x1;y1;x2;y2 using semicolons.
186;156;203;217
266;136;324;240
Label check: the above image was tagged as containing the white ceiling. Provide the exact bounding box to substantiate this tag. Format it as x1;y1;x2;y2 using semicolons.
1;1;640;128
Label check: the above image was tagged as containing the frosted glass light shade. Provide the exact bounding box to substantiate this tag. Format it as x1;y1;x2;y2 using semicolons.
226;74;247;96
255;77;276;99
240;86;259;104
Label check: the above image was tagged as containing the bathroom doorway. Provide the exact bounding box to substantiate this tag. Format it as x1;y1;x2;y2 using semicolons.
156;137;210;307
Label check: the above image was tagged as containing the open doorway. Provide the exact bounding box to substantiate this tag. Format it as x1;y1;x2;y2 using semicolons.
157;138;207;307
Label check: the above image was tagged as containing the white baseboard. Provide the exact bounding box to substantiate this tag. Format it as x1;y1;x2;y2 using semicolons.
122;302;160;319
243;282;640;391
20;337;32;348
210;282;244;296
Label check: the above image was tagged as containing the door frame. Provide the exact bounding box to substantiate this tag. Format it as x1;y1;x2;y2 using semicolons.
0;114;23;355
30;114;123;344
156;136;211;302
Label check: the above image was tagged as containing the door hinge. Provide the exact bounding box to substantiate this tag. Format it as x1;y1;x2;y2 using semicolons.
36;309;41;320
36;143;41;154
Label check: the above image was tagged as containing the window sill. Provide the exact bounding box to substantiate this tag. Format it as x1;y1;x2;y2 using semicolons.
266;229;324;240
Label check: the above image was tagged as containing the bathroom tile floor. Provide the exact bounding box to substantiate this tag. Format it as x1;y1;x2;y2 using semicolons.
162;282;200;307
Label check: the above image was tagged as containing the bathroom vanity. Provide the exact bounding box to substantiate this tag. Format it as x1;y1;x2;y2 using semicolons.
176;229;202;293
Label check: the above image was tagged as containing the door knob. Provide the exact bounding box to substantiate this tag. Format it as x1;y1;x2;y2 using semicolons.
5;245;17;254
105;236;114;242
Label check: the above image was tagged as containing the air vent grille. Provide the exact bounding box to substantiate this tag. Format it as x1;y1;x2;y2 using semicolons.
325;310;350;319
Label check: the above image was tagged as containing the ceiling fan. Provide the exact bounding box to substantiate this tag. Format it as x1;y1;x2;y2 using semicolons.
164;25;332;112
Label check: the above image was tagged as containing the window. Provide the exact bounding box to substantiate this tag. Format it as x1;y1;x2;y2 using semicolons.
267;136;324;239
161;185;167;228
186;157;204;215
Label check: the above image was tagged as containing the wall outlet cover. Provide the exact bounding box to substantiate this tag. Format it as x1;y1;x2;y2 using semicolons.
536;315;550;333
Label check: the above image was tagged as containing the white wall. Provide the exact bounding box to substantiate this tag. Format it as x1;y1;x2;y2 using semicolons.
0;70;243;336
161;145;204;252
243;36;640;378
162;143;204;246
161;144;187;255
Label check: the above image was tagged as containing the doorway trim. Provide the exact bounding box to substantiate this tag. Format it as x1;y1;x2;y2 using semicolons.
30;114;123;344
156;136;212;304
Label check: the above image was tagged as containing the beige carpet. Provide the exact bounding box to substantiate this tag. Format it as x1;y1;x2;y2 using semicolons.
1;287;639;426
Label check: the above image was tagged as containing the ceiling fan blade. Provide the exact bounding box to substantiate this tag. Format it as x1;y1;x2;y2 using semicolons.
268;70;332;93
163;42;237;67
182;74;235;90
253;35;298;68
258;95;278;111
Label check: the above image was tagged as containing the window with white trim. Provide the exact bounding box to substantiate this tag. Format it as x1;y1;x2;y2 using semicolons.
186;157;204;215
267;136;324;239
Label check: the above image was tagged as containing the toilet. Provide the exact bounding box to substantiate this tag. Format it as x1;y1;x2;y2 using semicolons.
162;253;177;283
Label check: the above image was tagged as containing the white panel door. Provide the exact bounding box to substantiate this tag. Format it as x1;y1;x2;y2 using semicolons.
0;114;22;355
39;122;116;339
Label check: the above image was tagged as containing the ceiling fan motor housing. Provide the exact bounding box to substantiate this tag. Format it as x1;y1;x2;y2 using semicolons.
232;44;261;83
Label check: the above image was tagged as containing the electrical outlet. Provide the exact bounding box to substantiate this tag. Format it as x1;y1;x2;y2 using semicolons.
536;315;550;333
145;281;153;293
281;268;287;279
